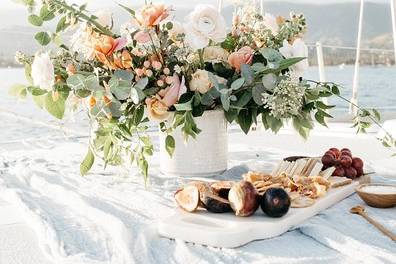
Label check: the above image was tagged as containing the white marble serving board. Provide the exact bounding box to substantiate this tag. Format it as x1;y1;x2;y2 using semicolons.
158;179;364;248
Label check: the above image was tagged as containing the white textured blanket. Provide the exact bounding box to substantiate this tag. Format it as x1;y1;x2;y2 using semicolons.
0;136;395;264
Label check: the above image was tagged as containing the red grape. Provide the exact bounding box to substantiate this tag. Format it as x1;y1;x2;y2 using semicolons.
356;167;364;177
324;151;336;159
341;148;351;154
340;151;352;158
329;148;341;158
344;167;357;179
321;154;335;166
352;157;364;170
340;155;352;167
332;167;345;177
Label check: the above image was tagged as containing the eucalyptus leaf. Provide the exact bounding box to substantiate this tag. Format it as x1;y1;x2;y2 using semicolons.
44;92;66;119
28;14;43;26
252;84;266;105
134;77;148;90
66;74;86;90
114;70;134;82
262;73;277;90
80;148;94;175
35;32;51;46
40;4;55;21
56;16;68;32
241;64;253;84
220;92;230;111
260;48;283;62
165;135;175;157
130;87;145;104
231;78;245;90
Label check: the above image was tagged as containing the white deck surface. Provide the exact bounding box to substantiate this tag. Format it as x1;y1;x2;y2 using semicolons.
1;82;396;263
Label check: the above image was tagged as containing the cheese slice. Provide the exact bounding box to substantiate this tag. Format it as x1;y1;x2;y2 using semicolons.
328;176;352;188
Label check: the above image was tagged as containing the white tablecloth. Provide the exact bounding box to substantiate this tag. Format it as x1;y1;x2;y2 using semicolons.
0;128;395;264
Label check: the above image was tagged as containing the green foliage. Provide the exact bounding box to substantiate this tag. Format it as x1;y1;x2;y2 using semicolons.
80;148;94;175
165;135;175;157
40;4;55;21
44;92;66;119
28;14;43;26
9;84;27;99
35;32;51;46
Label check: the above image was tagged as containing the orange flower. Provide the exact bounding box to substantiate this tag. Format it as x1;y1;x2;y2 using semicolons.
89;96;96;108
228;46;254;72
135;3;169;28
113;50;133;69
93;36;127;67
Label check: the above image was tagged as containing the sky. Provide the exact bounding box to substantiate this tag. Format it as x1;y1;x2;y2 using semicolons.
1;0;391;10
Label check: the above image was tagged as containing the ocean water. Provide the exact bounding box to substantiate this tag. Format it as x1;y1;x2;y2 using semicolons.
1;65;396;118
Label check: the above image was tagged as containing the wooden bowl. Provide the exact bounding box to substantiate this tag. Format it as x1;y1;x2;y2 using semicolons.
356;184;396;208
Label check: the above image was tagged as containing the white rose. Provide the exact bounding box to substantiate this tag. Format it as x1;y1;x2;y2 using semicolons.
279;38;309;78
262;13;279;36
184;5;227;50
95;10;112;27
203;46;229;63
31;52;55;91
189;69;226;94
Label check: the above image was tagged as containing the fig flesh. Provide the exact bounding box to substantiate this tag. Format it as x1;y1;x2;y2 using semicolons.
202;192;232;213
228;181;259;217
261;188;291;218
211;181;234;199
174;185;200;212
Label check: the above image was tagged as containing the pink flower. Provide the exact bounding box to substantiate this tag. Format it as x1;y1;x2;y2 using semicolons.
158;74;187;107
228;46;254;72
134;31;151;44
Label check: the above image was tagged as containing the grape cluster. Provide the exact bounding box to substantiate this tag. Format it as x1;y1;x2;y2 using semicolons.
321;148;364;179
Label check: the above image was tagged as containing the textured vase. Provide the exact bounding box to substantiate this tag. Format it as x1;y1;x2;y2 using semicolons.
159;109;228;177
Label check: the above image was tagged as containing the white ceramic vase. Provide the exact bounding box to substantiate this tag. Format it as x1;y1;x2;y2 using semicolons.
159;109;228;177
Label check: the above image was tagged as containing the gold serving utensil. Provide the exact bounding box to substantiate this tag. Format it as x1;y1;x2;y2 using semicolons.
350;205;396;242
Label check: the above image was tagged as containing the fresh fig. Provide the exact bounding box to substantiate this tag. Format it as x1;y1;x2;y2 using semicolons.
260;188;291;218
202;192;232;213
228;181;259;217
211;181;234;199
174;185;200;212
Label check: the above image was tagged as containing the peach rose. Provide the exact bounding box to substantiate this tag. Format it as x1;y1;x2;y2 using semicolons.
145;97;170;122
135;3;169;28
94;36;126;65
228;46;254;72
189;69;226;94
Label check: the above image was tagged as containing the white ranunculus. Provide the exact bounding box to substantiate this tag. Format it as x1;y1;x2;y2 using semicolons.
95;10;112;27
184;5;227;50
262;13;279;36
279;38;309;78
31;52;55;91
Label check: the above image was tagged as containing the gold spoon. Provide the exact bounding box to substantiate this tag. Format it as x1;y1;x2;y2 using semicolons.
350;205;396;242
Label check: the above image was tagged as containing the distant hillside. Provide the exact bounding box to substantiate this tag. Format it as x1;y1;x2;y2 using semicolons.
0;1;394;66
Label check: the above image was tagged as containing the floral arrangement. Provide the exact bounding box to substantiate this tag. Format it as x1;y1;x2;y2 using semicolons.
14;0;395;180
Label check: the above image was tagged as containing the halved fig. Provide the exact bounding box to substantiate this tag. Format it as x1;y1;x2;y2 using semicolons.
189;181;211;200
210;181;234;199
228;181;259;217
174;185;200;212
202;192;232;213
